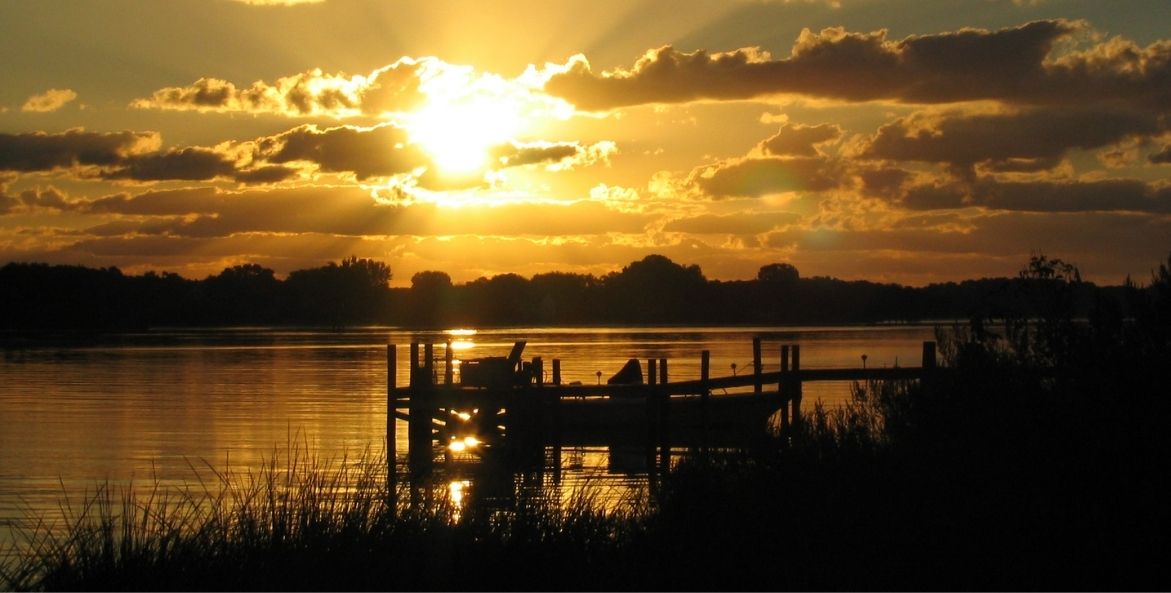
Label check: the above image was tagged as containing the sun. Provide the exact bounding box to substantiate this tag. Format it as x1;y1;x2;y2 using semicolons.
404;66;528;176
408;97;522;175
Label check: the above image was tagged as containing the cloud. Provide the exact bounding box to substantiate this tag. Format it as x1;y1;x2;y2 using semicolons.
901;177;1171;213
0;129;160;172
1;186;69;214
545;20;1171;113
255;123;426;180
21;89;79;113
132;59;428;117
0;129;298;184
101;147;239;182
77;185;653;238
857;108;1161;168
663;211;798;234
492;142;581;167
758;123;842;157
1150;145;1171;164
688;156;844;198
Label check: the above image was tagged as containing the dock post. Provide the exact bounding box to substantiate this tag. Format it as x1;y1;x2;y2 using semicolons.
646;359;658;463
408;342;419;388
700;350;710;449
424;343;434;385
533;357;543;387
780;345;790;431
921;340;937;392
407;342;432;474
551;359;562;484
753;337;762;395
387;343;397;471
921;341;937;369
791;344;802;426
444;340;454;385
658;358;669;467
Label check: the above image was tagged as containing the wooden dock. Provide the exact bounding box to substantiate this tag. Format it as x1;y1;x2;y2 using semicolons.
386;338;939;470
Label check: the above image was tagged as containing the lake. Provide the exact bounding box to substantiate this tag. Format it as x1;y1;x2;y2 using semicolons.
0;325;938;549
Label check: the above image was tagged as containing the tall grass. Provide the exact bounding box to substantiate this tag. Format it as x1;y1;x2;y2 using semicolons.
0;446;644;591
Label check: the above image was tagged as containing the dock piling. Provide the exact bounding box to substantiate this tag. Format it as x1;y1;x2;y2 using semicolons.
780;345;791;431
444;341;454;385
791;344;802;426
753;337;762;394
387;343;396;471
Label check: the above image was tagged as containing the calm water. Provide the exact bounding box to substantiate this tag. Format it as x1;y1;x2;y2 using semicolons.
0;325;936;548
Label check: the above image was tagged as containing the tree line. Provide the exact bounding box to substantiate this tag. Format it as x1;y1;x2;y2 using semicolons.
1;252;1166;330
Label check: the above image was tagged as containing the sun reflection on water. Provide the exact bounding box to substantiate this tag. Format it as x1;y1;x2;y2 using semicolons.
448;479;472;521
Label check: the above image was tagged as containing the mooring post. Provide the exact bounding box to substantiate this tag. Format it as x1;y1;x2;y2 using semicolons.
921;341;937;369
700;350;710;401
658;358;669;462
408;342;419;388
647;358;658;445
407;342;432;473
551;359;562;481
700;350;711;445
387;343;397;468
753;337;763;395
791;344;802;426
921;340;937;392
444;340;454;385
424;343;434;385
533;357;543;387
779;345;790;431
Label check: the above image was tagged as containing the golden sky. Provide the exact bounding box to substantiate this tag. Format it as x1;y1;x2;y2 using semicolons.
2;0;1170;285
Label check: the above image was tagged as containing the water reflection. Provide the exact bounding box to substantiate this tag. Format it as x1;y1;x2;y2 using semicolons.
1;325;936;550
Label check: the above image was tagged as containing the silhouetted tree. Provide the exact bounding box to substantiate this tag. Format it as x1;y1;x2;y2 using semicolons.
530;271;599;324
285;257;392;326
409;270;455;326
602;255;708;323
465;273;531;326
203;264;281;324
757;262;800;285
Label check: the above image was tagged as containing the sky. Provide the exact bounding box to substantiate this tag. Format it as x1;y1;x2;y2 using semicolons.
1;0;1169;286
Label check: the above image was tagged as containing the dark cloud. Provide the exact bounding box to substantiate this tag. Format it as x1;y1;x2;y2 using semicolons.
546;20;1171;113
0;183;87;215
759;123;842;157
102;147;238;181
233;165;301;184
87;187;224;215
1150;145;1171;164
859;108;1160;167
492;142;581;167
131;59;428;117
0;129;159;172
764;212;1171;265
900;177;1171;213
689;156;843;198
257;124;426;180
0;194;18;214
858;167;911;198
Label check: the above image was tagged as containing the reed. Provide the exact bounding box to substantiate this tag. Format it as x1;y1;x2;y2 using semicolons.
0;445;644;591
